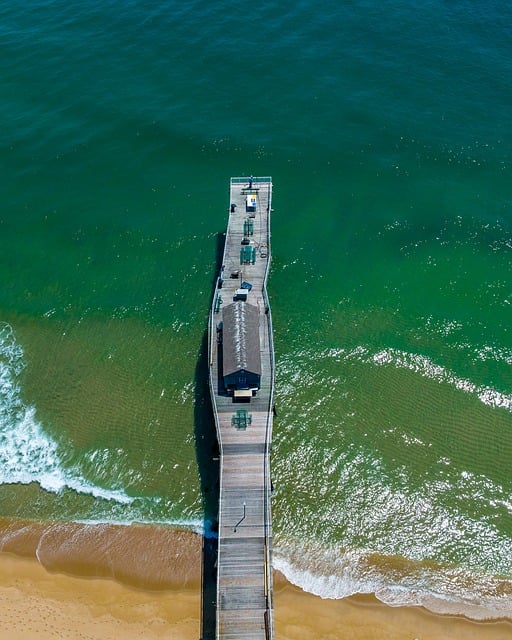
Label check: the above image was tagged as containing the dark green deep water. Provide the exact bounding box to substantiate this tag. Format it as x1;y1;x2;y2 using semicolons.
1;0;511;616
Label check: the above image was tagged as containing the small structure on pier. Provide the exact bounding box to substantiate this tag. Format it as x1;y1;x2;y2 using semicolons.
246;193;258;213
222;301;261;395
208;177;274;640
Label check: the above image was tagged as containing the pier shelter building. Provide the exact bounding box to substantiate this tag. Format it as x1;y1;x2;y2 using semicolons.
222;301;261;395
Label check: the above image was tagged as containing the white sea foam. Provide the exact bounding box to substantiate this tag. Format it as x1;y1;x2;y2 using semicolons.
275;343;512;620
274;461;512;618
0;322;133;505
274;541;512;621
274;356;512;619
316;343;512;412
71;516;205;534
274;546;378;600
368;347;512;411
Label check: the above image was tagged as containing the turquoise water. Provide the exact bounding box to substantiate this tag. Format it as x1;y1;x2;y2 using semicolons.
1;0;511;617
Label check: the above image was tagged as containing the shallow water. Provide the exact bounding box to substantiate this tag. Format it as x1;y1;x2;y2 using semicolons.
1;0;511;618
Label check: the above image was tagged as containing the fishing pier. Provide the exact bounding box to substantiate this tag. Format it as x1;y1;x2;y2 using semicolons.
208;177;275;640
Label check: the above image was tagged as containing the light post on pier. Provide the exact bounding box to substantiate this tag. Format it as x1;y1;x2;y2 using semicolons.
234;501;246;532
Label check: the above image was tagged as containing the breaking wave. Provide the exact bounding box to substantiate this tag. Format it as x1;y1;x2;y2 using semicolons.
320;345;512;412
273;439;512;620
274;541;512;621
274;341;512;620
0;323;133;504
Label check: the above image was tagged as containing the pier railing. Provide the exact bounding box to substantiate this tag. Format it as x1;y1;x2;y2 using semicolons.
230;176;272;185
262;178;275;638
208;177;274;640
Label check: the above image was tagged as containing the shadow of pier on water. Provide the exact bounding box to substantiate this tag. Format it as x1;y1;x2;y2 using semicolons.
193;231;225;640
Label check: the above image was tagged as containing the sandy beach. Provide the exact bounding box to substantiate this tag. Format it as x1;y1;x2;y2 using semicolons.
1;520;511;640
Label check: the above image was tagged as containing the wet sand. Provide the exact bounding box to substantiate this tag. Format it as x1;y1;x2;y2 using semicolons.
1;519;511;639
0;553;199;640
274;574;512;640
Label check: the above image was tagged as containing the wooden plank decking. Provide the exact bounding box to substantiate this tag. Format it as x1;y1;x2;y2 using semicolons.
208;177;274;640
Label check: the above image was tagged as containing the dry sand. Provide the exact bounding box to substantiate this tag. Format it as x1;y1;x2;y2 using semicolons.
273;574;512;640
0;552;199;640
0;519;511;639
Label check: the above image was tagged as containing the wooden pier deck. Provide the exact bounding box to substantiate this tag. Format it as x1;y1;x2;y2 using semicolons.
208;177;274;640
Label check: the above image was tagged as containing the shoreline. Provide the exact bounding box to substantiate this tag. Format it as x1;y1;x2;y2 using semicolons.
1;518;511;639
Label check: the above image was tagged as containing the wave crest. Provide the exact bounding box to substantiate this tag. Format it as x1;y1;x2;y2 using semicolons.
274;540;512;621
0;322;133;504
317;344;512;411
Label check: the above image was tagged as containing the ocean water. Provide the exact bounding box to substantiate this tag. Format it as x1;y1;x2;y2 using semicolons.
1;0;511;619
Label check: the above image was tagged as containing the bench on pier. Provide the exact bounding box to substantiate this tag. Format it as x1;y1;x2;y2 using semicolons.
231;409;252;430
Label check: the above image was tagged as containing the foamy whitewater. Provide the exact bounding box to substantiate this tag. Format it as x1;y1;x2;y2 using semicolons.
273;545;512;620
323;345;512;413
2;0;511;625
4;319;509;618
273;341;512;619
0;324;133;503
